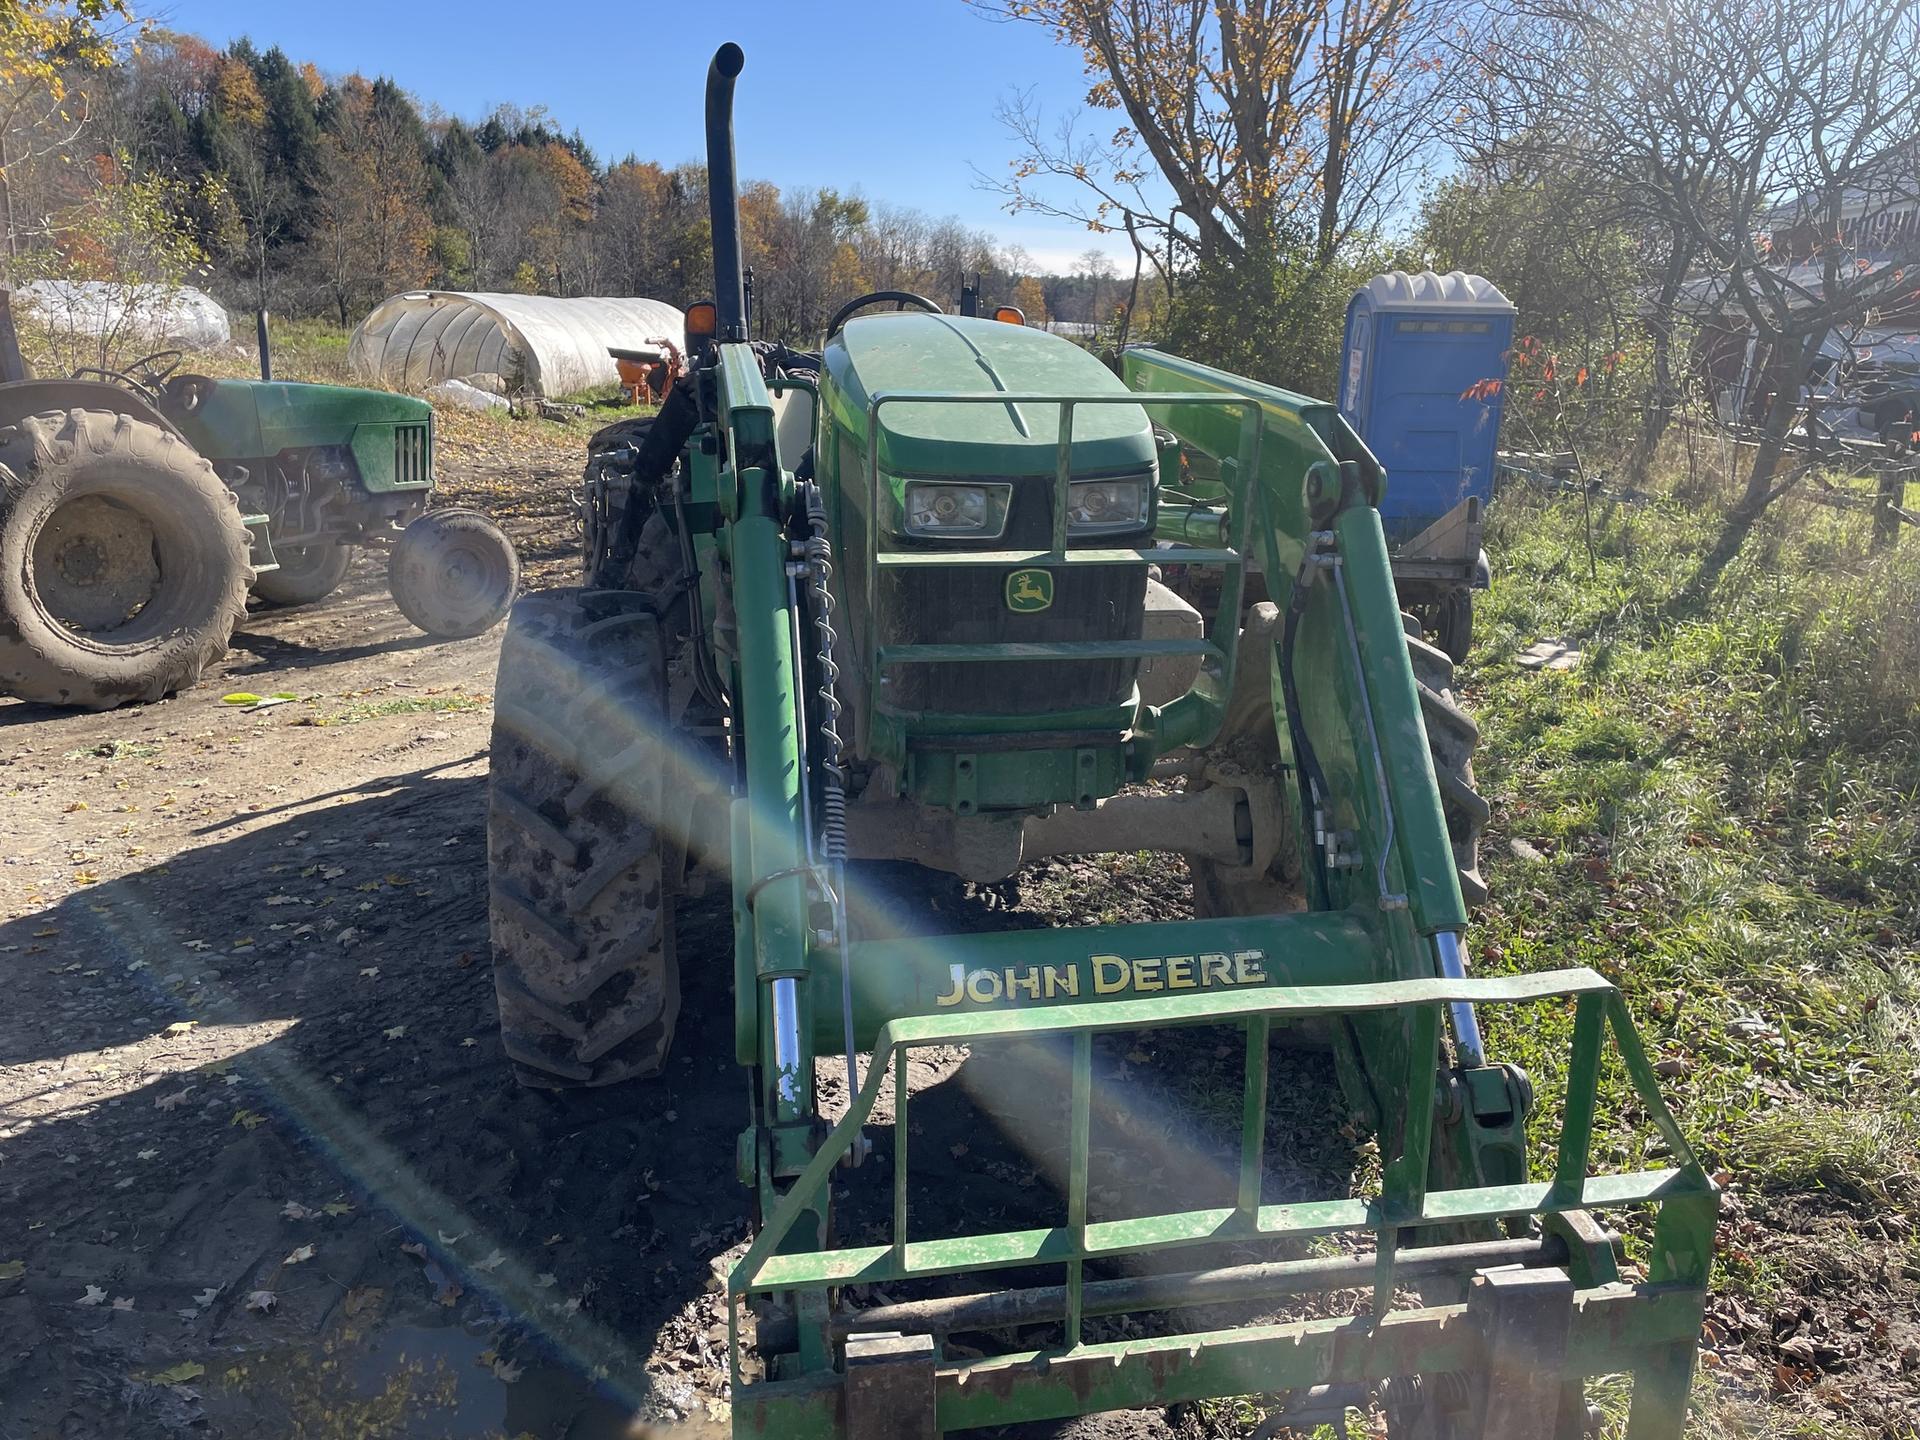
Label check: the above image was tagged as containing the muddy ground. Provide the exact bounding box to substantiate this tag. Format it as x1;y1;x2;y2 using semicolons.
2;431;1366;1439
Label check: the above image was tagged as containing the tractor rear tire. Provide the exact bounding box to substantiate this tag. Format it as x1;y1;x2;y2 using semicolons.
1408;625;1489;907
390;508;519;639
487;587;679;1088
1188;603;1487;913
0;407;250;710
252;542;354;607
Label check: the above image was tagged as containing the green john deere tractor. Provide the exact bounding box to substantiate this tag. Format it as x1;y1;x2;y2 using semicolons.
484;44;1715;1439
0;339;519;709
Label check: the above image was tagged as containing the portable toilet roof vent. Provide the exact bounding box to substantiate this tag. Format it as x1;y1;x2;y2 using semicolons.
1357;270;1514;313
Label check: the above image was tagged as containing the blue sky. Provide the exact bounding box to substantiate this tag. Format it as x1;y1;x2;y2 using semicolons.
150;0;1139;272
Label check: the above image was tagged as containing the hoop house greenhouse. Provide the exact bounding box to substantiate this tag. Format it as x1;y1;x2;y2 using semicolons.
348;292;685;398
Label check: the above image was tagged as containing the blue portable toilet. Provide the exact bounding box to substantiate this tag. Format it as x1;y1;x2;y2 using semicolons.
1338;270;1515;543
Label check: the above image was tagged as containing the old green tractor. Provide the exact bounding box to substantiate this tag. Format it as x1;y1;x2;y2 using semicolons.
484;45;1715;1439
0;342;518;709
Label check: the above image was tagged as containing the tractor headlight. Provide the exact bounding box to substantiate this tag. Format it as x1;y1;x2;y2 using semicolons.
1066;476;1150;534
902;480;1011;539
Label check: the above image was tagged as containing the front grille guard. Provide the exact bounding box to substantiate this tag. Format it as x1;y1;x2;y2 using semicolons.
728;964;1717;1436
863;390;1271;752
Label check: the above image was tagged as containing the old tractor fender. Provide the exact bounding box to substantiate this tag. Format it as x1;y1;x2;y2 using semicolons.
0;378;189;441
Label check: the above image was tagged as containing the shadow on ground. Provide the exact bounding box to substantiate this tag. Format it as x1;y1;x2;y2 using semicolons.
0;769;1359;1439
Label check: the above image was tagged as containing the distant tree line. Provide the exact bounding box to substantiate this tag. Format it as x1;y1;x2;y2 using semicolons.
0;26;1142;349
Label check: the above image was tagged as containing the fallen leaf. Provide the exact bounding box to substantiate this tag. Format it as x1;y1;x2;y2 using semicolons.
163;1021;197;1037
436;1231;466;1246
154;1089;194;1112
221;693;263;705
460;1037;477;1047
232;1109;267;1130
358;966;380;980
322;1201;353;1217
193;1286;219;1308
245;1290;276;1313
282;1245;315;1266
264;895;300;906
383;1025;406;1040
149;1361;205;1385
491;1356;524;1383
475;1249;506;1273
281;1202;315;1220
535;1272;556;1289
136;1149;159;1161
77;1285;107;1306
111;1296;134;1311
0;1260;23;1280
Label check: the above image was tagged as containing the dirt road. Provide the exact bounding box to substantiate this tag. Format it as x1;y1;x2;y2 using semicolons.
0;436;1271;1439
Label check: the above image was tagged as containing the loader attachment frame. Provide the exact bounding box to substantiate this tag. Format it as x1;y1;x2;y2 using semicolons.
731;964;1716;1439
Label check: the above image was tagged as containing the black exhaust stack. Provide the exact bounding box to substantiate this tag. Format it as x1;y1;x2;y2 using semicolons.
705;44;748;344
256;308;273;382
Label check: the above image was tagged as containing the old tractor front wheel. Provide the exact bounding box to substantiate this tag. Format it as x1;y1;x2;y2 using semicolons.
390;508;520;639
486;588;679;1087
252;541;354;607
0;408;250;709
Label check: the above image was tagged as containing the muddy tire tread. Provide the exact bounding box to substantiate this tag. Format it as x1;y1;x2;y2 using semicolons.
487;587;679;1088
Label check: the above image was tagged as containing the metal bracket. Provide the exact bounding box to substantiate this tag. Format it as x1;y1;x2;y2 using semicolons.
844;1330;937;1440
1467;1265;1577;1440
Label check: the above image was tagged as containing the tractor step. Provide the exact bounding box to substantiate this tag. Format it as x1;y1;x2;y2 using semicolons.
239;512;280;574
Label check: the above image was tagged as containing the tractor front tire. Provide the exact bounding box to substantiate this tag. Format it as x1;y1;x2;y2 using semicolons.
390;508;520;639
253;542;354;607
1188;603;1488;913
487;587;679;1088
0;408;250;709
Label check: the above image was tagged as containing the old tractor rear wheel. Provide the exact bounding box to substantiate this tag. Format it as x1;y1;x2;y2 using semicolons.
253;542;354;607
390;508;519;639
0;408;250;709
1189;603;1487;912
487;587;679;1087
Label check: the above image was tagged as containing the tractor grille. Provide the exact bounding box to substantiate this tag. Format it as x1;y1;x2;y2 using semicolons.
394;424;431;486
878;563;1145;716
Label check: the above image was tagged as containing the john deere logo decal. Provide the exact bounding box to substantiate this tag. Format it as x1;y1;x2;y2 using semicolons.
1005;568;1054;613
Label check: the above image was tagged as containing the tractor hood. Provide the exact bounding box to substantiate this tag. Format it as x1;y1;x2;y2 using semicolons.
823;313;1154;478
166;377;433;493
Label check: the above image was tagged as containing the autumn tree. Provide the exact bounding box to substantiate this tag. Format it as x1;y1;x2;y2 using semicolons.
15;155;222;372
971;0;1460;272
972;0;1451;387
309;76;430;324
1012;273;1048;324
1470;0;1920;550
0;0;137;260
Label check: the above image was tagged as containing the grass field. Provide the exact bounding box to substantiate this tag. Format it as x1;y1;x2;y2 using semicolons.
1465;472;1919;1437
